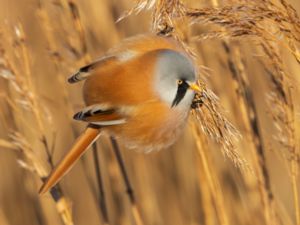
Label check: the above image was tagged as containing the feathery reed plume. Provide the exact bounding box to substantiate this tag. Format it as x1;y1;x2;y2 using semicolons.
192;89;247;168
0;24;74;225
117;0;156;23
187;2;300;61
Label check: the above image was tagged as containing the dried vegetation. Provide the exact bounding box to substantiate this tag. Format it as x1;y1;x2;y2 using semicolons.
0;0;300;225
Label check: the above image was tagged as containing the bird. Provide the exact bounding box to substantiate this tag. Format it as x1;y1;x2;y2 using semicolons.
39;34;201;194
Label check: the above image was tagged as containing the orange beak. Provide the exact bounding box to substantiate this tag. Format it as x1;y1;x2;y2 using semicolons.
189;83;201;92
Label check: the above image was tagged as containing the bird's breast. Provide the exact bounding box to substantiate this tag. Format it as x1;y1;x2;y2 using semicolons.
105;102;190;152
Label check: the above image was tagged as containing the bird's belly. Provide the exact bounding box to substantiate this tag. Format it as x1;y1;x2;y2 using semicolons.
104;103;190;152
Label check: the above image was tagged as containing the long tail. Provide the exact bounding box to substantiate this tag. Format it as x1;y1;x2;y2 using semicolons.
39;125;101;195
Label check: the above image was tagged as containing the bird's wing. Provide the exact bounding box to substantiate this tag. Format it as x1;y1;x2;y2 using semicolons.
68;34;183;83
73;104;126;126
39;125;101;194
68;51;138;84
68;56;118;83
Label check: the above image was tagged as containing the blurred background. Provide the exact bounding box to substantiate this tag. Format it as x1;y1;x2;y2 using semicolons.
0;0;300;225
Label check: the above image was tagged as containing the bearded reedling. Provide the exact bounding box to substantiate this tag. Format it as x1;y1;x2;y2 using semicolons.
39;34;201;194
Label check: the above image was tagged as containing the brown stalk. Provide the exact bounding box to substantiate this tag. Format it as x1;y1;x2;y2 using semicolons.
225;44;277;225
207;0;277;222
195;147;215;225
261;41;299;225
191;121;229;225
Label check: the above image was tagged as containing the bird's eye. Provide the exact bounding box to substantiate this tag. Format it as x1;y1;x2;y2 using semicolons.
177;79;183;85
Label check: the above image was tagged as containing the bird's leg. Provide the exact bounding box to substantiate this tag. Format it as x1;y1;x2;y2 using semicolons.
191;92;204;109
109;137;135;203
109;137;144;225
92;143;109;224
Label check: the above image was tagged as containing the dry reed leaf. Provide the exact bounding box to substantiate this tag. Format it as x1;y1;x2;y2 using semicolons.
0;139;17;150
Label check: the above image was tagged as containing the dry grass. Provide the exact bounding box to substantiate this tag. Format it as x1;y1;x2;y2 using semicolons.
0;0;300;225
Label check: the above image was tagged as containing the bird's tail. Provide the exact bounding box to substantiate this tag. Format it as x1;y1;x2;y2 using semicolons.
39;125;101;195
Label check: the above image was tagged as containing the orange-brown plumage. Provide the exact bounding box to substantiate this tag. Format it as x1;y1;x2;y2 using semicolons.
83;51;156;105
39;34;201;194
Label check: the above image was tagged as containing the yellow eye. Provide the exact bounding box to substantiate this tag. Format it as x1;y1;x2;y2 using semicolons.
177;79;183;85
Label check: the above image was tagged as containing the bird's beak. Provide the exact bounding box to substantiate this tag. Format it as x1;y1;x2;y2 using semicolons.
189;83;201;92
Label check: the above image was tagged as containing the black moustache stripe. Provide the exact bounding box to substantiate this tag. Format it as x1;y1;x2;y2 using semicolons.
172;81;189;107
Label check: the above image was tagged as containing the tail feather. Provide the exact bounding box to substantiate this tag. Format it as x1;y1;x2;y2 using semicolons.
39;126;101;195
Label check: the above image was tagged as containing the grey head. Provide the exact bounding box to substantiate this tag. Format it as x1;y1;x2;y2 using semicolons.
153;49;197;109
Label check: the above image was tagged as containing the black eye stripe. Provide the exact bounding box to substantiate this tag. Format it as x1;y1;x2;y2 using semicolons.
171;80;189;107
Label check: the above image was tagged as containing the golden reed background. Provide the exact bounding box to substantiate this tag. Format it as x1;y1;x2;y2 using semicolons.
0;0;300;225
